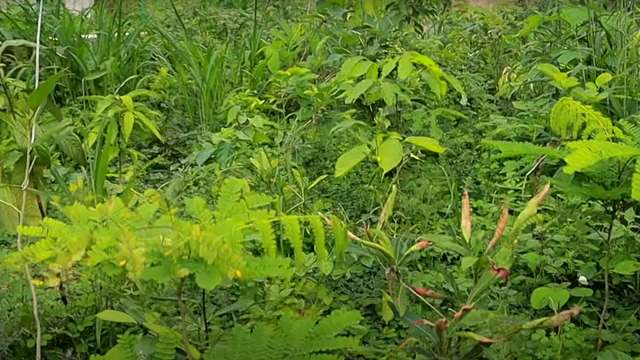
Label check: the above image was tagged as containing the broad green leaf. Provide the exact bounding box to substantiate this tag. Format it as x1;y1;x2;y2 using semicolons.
530;287;570;310
120;95;134;112
338;56;366;80
351;59;374;79
335;145;369;177
595;72;613;87
122;112;135;142
27;72;62;110
461;256;478;271
428;234;468;256
380;81;400;107
397;53;414;80
343;79;375;104
195;266;223;290
380;56;398;79
559;6;590;28
378;138;403;174
612;260;640;275
569;287;593;297
405;136;446;154
96;310;136;324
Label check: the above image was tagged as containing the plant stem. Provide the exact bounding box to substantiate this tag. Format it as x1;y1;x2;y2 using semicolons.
201;289;209;341
596;203;617;350
15;2;45;359
177;278;194;360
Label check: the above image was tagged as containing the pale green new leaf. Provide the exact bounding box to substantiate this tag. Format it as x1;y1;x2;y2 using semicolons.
405;136;446;154
335;145;369;177
378;138;403;174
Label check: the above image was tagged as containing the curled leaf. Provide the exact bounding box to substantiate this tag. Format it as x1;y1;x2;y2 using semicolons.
487;208;509;253
461;190;472;243
453;304;474;321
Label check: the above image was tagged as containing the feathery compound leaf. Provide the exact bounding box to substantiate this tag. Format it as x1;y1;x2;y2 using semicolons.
332;215;349;260
282;216;304;270
563;141;640;174
633;161;640;201
620;118;640;145
550;97;621;140
205;310;362;360
255;220;277;257
309;216;331;274
215;178;248;219
482;140;564;158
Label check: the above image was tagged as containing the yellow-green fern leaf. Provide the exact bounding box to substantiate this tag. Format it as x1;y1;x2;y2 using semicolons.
632;161;640;201
282;216;304;270
550;97;621;140
563;140;640;174
255;220;277;257
332;215;349;260
309;216;331;274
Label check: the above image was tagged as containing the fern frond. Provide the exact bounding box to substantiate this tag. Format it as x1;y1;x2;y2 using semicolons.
90;334;138;360
563;140;640;174
550;97;621;140
215;178;248;220
152;331;179;360
311;309;362;339
632;161;640;201
332;216;349;260
255;220;277;257
282;216;304;270
620;117;640;145
309;216;331;274
482;140;564;158
205;309;362;360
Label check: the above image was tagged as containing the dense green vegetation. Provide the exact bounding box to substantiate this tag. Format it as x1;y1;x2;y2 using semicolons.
1;0;640;358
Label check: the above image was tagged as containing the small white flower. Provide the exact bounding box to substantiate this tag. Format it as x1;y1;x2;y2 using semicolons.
578;275;588;285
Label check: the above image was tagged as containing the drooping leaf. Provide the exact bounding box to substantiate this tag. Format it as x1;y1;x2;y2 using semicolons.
343;79;375;104
96;310;137;324
335;145;369;177
405;136;446;154
27;72;62;110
